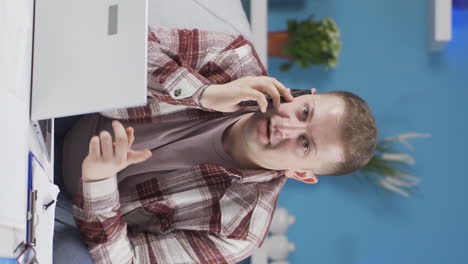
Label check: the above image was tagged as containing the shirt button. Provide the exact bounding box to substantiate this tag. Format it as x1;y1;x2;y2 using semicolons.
174;89;181;97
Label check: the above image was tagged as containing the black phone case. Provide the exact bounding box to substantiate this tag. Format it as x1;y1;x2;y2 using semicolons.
238;88;311;107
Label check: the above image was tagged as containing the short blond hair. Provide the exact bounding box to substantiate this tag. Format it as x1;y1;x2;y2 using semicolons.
322;91;377;176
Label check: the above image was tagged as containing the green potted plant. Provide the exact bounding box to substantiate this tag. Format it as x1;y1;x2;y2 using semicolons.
268;17;342;72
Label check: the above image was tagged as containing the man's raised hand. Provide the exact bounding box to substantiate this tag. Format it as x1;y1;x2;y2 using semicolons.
81;120;152;182
194;76;294;113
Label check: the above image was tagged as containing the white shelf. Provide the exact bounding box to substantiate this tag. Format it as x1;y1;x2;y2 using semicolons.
429;0;452;51
250;0;268;68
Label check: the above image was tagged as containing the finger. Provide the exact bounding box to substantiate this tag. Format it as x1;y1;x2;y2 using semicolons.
240;105;262;112
127;149;152;165
248;77;280;110
273;79;294;102
258;82;281;110
252;77;283;110
249;90;268;113
269;85;282;110
88;136;101;158
126;127;135;148
226;104;243;112
99;130;113;161
112;121;128;161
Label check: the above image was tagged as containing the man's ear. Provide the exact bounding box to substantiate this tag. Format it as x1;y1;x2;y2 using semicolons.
284;170;318;184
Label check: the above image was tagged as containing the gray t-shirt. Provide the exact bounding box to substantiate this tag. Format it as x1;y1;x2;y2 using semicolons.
62;112;248;198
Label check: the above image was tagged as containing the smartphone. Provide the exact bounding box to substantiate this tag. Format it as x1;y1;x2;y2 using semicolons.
238;88;311;107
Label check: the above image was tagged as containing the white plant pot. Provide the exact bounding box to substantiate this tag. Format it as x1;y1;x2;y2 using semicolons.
269;208;296;234
265;234;296;261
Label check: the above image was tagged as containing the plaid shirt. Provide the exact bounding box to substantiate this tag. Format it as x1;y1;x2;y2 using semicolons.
73;26;287;264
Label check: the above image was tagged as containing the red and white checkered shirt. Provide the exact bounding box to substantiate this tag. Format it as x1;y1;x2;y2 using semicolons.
73;26;288;264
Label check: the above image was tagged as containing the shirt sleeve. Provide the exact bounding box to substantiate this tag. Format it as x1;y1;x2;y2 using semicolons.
144;26;213;108
72;176;256;264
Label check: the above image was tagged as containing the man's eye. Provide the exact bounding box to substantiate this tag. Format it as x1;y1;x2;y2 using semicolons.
302;138;309;153
303;105;309;120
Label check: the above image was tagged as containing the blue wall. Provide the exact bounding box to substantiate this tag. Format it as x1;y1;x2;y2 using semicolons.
268;1;468;263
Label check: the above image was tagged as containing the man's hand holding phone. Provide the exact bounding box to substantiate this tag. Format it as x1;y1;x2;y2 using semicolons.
194;76;295;113
81;121;152;183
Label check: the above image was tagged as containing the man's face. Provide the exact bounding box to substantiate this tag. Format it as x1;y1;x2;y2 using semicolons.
239;90;346;179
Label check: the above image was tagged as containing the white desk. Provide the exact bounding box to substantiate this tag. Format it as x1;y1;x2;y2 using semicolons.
0;0;56;260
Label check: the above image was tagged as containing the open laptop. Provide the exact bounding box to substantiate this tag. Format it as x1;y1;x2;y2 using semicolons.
31;0;148;121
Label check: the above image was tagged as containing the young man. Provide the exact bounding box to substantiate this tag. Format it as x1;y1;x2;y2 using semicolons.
54;26;377;263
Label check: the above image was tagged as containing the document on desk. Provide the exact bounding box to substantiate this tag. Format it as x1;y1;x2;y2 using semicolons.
29;154;60;263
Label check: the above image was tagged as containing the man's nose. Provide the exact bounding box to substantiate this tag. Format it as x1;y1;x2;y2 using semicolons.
275;119;307;139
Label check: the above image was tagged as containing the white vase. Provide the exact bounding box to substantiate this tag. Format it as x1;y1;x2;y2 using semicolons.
265;234;296;261
269;208;296;234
